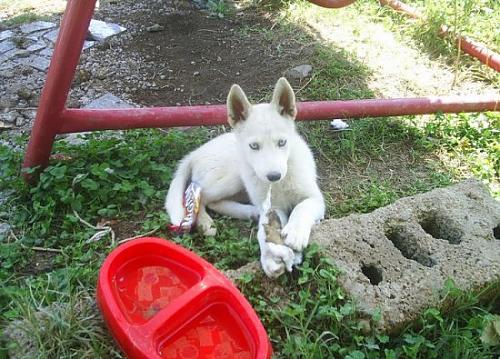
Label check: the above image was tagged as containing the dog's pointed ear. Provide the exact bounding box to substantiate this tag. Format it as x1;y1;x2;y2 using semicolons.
271;77;297;119
227;84;251;128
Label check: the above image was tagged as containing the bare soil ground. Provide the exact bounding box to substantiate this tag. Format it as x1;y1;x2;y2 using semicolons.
70;0;316;108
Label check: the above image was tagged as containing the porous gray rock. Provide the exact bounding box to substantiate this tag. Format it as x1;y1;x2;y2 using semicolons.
311;179;500;333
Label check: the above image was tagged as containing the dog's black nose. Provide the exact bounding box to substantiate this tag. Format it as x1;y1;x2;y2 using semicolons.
267;172;281;182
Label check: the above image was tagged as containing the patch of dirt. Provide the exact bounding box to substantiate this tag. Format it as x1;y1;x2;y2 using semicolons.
18;250;58;276
71;0;316;108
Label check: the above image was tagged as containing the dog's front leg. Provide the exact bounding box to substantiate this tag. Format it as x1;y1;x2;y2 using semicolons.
257;212;295;278
282;196;325;252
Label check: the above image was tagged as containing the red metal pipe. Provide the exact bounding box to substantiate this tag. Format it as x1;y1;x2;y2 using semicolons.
306;0;357;9
58;95;499;133
444;30;500;72
379;0;500;72
22;0;97;176
379;0;421;18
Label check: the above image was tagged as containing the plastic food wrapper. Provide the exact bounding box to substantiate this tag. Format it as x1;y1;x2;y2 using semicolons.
168;181;202;234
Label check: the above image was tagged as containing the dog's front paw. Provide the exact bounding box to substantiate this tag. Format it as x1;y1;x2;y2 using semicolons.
260;242;295;278
282;221;311;252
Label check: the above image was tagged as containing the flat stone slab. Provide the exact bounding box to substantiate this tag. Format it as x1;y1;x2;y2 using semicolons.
43;28;59;43
20;21;56;34
26;40;47;53
0;30;14;41
312;179;500;333
84;92;134;109
0;40;16;54
88;19;126;42
16;55;51;72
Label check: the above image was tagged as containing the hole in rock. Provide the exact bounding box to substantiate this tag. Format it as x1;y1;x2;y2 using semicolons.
385;226;436;267
494;224;500;240
361;264;383;285
419;212;462;244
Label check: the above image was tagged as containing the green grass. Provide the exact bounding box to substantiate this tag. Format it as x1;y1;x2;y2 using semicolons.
356;0;500;84
1;109;498;357
0;0;65;26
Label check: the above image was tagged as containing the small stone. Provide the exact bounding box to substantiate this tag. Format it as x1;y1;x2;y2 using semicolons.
193;71;200;76
20;21;56;34
62;133;90;146
146;24;164;32
15;117;24;127
88;19;126;42
95;68;108;80
83;41;96;50
287;64;313;80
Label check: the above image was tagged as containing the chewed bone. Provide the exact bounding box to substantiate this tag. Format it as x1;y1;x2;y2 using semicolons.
261;186;285;245
258;186;303;278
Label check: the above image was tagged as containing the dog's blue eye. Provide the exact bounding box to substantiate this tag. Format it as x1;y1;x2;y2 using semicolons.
278;139;287;147
249;143;260;150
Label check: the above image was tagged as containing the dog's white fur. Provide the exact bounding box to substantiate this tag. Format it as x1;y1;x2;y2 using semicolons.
165;78;325;277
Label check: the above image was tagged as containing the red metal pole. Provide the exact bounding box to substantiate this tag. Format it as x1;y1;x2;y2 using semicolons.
379;0;500;72
57;95;499;133
306;0;357;9
22;0;97;177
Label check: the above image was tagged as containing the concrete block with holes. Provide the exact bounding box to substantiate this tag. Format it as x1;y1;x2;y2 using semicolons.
312;179;500;333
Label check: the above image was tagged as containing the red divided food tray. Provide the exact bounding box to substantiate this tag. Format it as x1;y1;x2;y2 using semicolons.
97;237;272;359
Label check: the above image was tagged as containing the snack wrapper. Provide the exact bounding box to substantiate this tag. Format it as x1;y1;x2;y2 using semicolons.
168;181;202;234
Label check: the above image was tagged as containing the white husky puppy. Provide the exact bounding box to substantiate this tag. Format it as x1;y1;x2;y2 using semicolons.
165;78;325;278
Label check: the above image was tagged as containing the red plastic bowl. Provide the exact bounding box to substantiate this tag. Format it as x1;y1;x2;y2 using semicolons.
97;237;272;359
